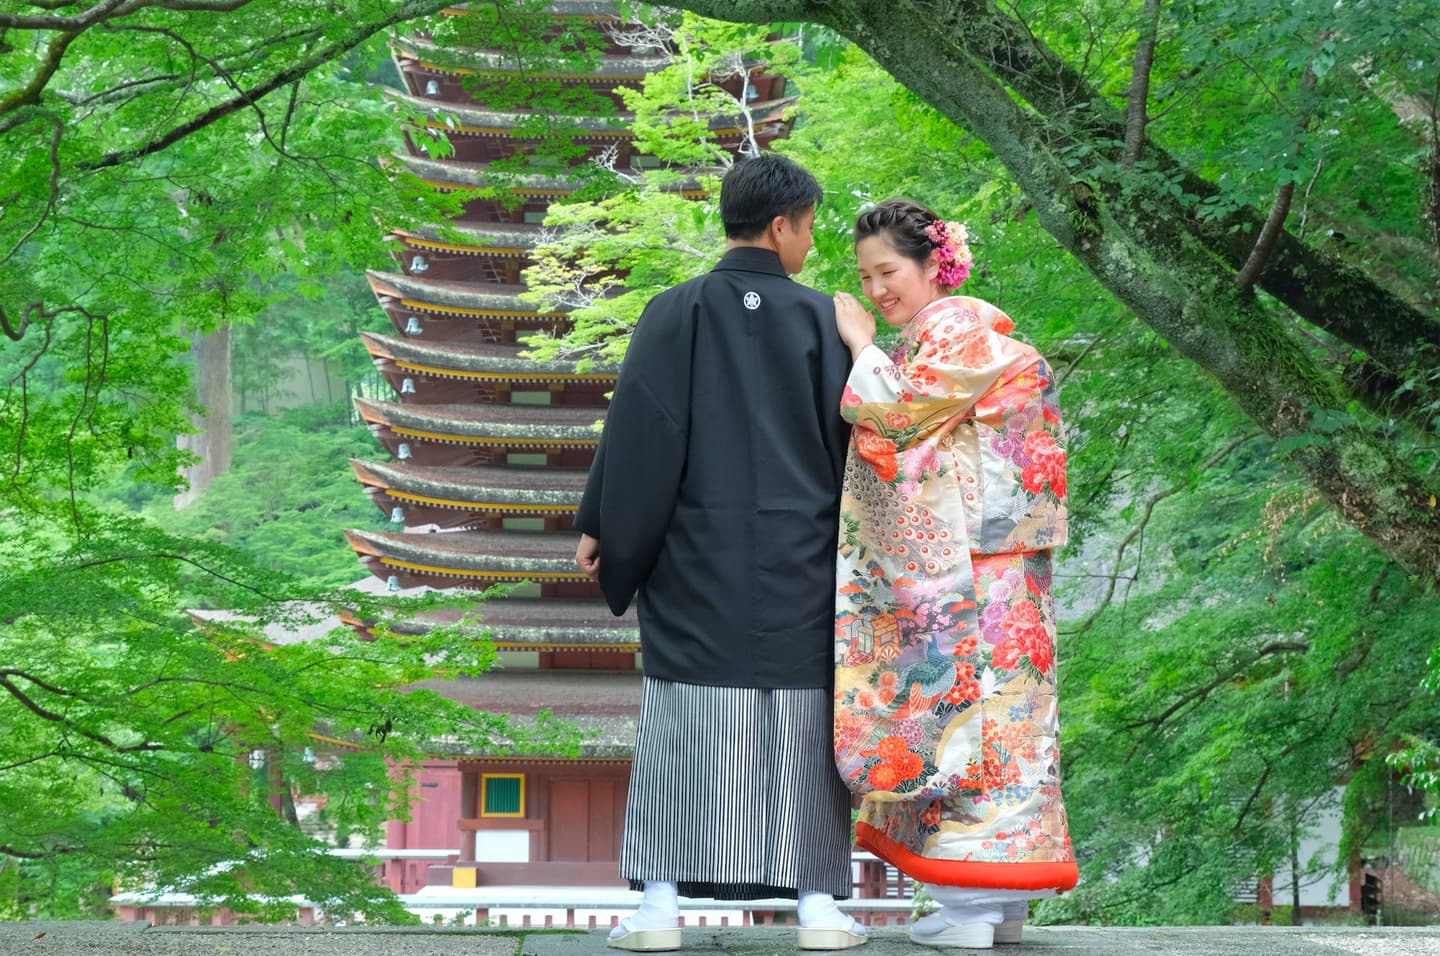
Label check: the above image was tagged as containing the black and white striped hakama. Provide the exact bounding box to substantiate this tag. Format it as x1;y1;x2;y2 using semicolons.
619;676;854;900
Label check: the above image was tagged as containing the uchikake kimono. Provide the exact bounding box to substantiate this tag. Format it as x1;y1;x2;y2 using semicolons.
834;295;1078;893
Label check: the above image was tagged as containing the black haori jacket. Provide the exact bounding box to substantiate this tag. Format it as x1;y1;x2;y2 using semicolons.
576;247;852;689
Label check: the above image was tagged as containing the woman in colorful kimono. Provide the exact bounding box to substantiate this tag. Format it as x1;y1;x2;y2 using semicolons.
830;199;1077;949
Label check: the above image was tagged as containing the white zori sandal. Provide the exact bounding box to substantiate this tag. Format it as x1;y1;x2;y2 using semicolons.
796;924;869;951
608;882;682;951
993;900;1029;944
796;891;868;950
606;918;682;952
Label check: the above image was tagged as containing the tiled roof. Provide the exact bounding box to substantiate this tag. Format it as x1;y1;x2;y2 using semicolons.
394;155;711;194
397;35;671;77
417;671;641;758
351;458;585;506
388;87;795;137
346;527;588;579
369;270;527;305
362;598;638;647
419;670;641;717
360;331;614;380
385;88;637;134
403;222;541;250
368;271;550;317
444;0;619;16
356;397;603;440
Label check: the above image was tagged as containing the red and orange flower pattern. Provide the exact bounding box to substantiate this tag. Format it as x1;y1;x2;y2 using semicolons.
834;296;1074;881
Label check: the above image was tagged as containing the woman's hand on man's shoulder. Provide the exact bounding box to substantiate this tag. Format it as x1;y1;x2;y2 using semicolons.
832;292;875;359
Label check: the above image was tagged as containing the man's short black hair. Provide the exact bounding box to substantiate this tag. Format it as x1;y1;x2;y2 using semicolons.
719;153;824;240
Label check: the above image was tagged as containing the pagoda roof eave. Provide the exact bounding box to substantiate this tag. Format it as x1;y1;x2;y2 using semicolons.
441;2;620;18
416;669;642;758
344;597;638;649
391;155;575;193
437;1;619;16
354;397;603;441
385;88;637;136
385;226;536;259
359;330;611;380
387;88;796;140
350;458;587;509
366;271;560;320
404;221;541;250
394;36;671;80
428;713;637;760
391;155;712;197
345;528;591;581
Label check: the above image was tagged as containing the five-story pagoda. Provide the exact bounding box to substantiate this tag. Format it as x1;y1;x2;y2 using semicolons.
345;2;796;891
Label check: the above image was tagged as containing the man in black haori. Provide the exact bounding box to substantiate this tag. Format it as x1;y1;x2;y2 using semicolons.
575;153;865;952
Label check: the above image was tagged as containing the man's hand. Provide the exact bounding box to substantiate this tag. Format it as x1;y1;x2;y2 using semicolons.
575;533;601;580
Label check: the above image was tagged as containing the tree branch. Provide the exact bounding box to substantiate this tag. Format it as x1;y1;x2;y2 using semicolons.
64;550;285;601
888;3;1440;383
1235;55;1321;290
0;0;252;32
0;668;89;699
1233;182;1296;290
0;750;63;774
1123;641;1310;761
103;23;329;178
0;21;82;117
69;0;457;171
1121;0;1161;168
1234;762;1272;835
0;110;62;269
1065;432;1261;636
0;843;84;860
0;675;163;753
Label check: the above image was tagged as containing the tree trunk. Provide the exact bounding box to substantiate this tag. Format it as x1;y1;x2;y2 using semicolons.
174;326;233;510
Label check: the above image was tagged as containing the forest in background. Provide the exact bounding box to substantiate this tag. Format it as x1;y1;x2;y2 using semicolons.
1;0;1437;926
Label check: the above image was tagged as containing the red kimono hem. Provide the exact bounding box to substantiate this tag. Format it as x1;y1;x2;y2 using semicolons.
856;822;1079;890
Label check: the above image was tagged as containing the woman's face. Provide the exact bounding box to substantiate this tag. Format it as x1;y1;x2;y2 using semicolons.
856;233;943;328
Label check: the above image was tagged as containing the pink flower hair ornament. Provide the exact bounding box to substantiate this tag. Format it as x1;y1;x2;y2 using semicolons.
925;219;974;289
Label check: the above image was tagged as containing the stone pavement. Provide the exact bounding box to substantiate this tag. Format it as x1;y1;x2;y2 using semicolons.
5;922;1440;956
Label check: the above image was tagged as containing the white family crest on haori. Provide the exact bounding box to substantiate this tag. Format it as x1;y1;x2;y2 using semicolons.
743;291;762;310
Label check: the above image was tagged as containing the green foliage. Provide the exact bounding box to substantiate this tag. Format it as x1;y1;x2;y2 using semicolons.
520;13;807;364
618;13;803;165
425;0;625;203
1390;736;1440;826
523;178;726;366
141;408;390;590
0;0;572;921
5;0;1438;928
1049;456;1438;923
0;505;577;921
234;276;392;416
1110;0;1437;309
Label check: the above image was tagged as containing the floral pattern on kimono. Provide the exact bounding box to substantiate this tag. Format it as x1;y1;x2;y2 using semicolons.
833;296;1076;888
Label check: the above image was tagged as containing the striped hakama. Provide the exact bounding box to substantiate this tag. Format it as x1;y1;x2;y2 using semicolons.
620;676;854;900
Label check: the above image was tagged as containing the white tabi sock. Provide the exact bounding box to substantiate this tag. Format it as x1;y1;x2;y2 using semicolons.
798;890;867;935
911;884;1006;933
608;880;679;939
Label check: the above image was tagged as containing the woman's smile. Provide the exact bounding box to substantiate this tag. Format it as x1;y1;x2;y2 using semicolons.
856;234;945;328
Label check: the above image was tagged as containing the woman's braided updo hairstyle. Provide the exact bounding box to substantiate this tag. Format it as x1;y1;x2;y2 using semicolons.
853;198;942;267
